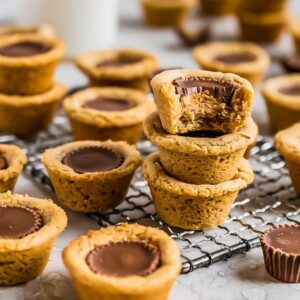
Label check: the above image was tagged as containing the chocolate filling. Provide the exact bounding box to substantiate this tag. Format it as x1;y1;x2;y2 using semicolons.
0;206;42;239
265;226;300;253
62;146;124;174
180;130;225;138
0;155;8;170
96;56;142;68
173;77;237;104
0;41;51;57
86;241;160;277
214;52;256;64
281;55;300;73
82;97;135;111
278;86;300;96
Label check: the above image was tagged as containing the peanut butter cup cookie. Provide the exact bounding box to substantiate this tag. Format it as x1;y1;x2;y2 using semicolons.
275;123;300;194
143;153;253;230
151;69;253;134
76;49;159;92
0;144;26;192
262;74;300;132
42;140;140;212
63;223;181;300
141;0;196;27
193;42;270;87
144;112;256;184
0;82;66;136
0;34;65;95
0;192;67;285
238;10;287;43
63;87;155;144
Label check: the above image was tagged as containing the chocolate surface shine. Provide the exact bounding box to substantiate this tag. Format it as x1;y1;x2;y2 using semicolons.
0;41;51;57
279;85;300;96
0;206;42;239
82;97;134;112
214;52;256;64
173;77;237;103
97;56;142;68
266;226;300;253
180;130;225;138
86;241;160;277
62;146;124;174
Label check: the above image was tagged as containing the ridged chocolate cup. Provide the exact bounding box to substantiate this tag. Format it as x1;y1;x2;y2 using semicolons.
260;224;300;283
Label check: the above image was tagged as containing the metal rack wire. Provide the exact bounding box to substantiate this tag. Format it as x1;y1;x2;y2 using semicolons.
2;113;300;274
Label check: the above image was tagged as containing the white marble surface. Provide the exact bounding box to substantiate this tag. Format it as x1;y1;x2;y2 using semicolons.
1;0;300;299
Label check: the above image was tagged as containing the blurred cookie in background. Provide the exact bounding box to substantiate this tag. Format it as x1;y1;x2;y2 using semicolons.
140;0;196;27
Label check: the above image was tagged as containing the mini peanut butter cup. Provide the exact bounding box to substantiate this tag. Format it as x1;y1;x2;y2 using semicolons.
260;224;300;283
0;206;42;239
0;40;51;57
62;146;124;174
82;97;135;112
86;241;160;277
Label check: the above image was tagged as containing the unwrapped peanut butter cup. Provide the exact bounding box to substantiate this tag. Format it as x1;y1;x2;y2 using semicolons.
86;241;160;277
0;206;42;239
260;224;300;283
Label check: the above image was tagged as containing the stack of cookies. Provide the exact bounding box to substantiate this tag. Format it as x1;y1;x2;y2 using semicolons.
237;0;288;43
143;69;256;230
0;33;66;136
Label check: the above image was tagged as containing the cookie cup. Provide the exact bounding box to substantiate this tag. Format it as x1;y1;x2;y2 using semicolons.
141;0;195;27
42;140;141;212
244;120;259;159
262;74;300;132
151;69;253;134
0;144;27;192
0;191;67;285
238;10;287;43
275;123;300;194
63;87;156;144
63;223;181;300
0;82;66;136
260;225;300;283
193;42;270;87
144;112;256;184
0;34;65;95
76;49;159;92
200;0;238;16
143;153;253;230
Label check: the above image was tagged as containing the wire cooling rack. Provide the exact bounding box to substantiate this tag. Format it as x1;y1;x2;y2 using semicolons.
1;111;300;274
